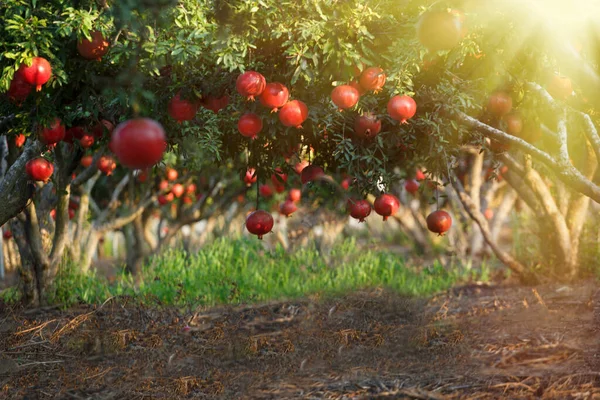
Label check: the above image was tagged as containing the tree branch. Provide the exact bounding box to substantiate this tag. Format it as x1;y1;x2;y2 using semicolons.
71;151;103;188
97;195;156;233
96;174;130;224
49;146;71;266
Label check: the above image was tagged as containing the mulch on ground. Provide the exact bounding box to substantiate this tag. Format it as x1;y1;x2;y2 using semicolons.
1;281;599;399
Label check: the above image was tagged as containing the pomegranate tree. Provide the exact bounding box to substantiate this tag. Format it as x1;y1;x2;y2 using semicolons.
236;71;266;100
374;193;400;221
77;31;110;60
331;85;360;110
279;100;308;128
238;113;263;139
348;199;371;222
260;82;289;112
110;118;166;169
354;113;382;139
18;57;52;91
245;210;274;240
26;158;54;182
387;95;417;123
426;210;452;235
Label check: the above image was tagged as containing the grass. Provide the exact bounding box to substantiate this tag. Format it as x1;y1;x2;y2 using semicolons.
2;238;484;307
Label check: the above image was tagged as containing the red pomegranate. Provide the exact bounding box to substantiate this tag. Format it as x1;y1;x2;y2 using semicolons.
137;169;149;183
354;113;382;138
374;193;400;221
415;170;426;181
288;188;301;203
488;92;512;117
238;113;263;139
159;180;170;191
64;126;87;144
7;73;32;104
341;177;352;190
201;95;229;113
236;71;266;100
359;67;386;92
110;118;166;169
387;95;417;123
245;210;274;240
79;134;95;148
18;57;52;91
259;83;289;112
77;30;110;60
331;85;360;111
279;100;309;128
547;75;572;100
405;179;419;194
301;165;325;184
171;183;185;198
2;230;12;240
348;199;371;222
39;118;66;144
26;157;54;182
168;92;198;122
158;192;174;205
349;80;367;95
68;208;75;220
280;200;297;217
185;184;196;194
15;134;26;148
426;210;452;235
243;168;257;186
97;155;116;176
504;113;522;135
271;168;288;185
91;119;114;139
50;209;57;220
417;11;462;51
484;209;494;220
294;160;309;175
80;155;93;168
166;167;178;181
259;184;273;198
69;198;79;210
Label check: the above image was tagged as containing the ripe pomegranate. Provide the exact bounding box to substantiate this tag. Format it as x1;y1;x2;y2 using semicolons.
236;71;266;100
259;82;289;112
168;92;198;122
137;169;149;183
387;95;417;123
110;118;166;169
415;169;426;181
259;184;273;198
245;210;274;240
3;230;12;240
158;193;174;205
50;209;57;220
504;113;522;135
359;67;386;92
80;155;93;168
166;167;178;181
294;160;309;175
487;92;512;117
15;134;26;148
374;193;400;221
279;100;309;128
64;126;86;144
77;30;110;60
7;73;32;103
484;209;494;220
79;134;95;148
547;75;572;100
405;179;419;194
416;11;462;51
238;113;263;139
242;168;257;186
18;57;52;91
201;95;229;113
26;157;54;182
331;85;360;111
39;118;66;144
271;168;288;185
186;184;197;194
69;199;79;210
301;165;325;184
341;177;352;190
97;155;116;176
288;188;301;203
354;113;382;138
348;199;371;222
171;183;185;198
280;200;297;217
426;210;452;235
159;179;170;191
91;119;114;139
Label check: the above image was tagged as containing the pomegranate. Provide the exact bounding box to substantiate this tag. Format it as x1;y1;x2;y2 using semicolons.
279;100;309;128
280;200;297;217
137;169;149;183
168;92;198;122
15;134;26;148
50;209;57;220
2;230;12;240
547;75;572;100
349;80;366;95
80;155;93;168
374;193;400;221
405;179;419;194
415;170;426;181
487;92;512;117
166;167;178;181
341;177;352;190
294;160;309;174
426;210;452;235
354;113;382;138
238;113;263;139
348;199;371;222
504;113;522;135
331;85;360;110
39;118;66;144
236;71;266;100
288;188;301;203
158;193;174;205
182;196;193;205
416;11;462;51
186;184;197;194
259;82;289;112
77;30;110;60
79;134;95;148
64;126;86;144
91;119;114;139
484;209;494;220
97;155;116;176
359;67;386;92
201;95;229;113
68;208;75;220
259;184;273;198
69;199;79;210
242;168;257;186
245;210;274;239
26;157;54;182
171;183;185;198
301;165;325;184
387;95;417;123
110;118;166;169
18;57;52;91
7;73;32;103
271;168;288;185
159;179;170;191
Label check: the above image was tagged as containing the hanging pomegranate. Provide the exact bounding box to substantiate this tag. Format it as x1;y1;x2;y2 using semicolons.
7;73;32;104
426;210;452;235
374;194;400;221
77;30;110;60
14;134;26;148
280;200;297;217
79;134;95;148
91;119;114;139
415;169;426;181
245;210;274;240
349;80;366;95
236;71;266;100
504;113;523;136
405;179;419;194
97;155;117;176
242;168;257;186
39;118;66;145
547;75;572;100
487;92;512;117
171;183;185;198
331;85;360;111
166;167;178;181
158;192;174;205
348;199;371;222
294;160;309;175
301;165;324;184
18;57;52;91
288;188;301;203
260;82;289;112
279;100;308;128
80;155;93;168
200;95;229;113
259;184;273;198
26;157;54;182
64;126;86;144
168;92;198;122
3;230;12;240
341;177;352;190
238;113;263;139
359;67;386;92
110;118;166;169
354;113;382;139
387;95;417;123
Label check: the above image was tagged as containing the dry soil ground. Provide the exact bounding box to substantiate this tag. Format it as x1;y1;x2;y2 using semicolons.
1;281;599;399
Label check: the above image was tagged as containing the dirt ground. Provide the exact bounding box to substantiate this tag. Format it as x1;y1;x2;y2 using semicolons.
1;281;599;399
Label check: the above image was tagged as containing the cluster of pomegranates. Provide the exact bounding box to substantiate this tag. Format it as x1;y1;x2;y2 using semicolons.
155;167;201;206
